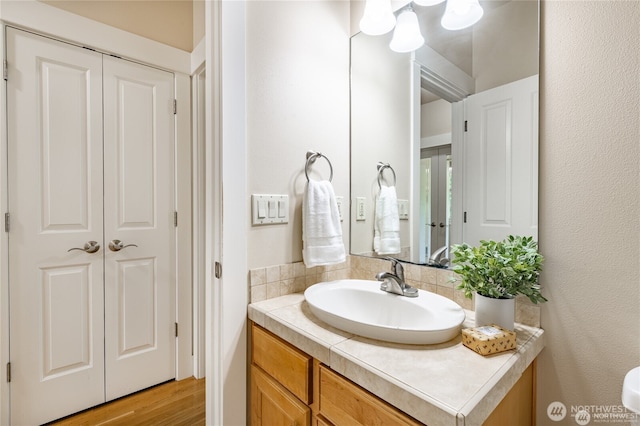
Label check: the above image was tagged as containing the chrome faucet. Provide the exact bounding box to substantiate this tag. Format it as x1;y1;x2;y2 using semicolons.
375;258;419;297
428;245;450;268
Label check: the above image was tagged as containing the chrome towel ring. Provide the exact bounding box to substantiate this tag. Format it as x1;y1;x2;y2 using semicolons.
305;151;333;182
377;162;397;188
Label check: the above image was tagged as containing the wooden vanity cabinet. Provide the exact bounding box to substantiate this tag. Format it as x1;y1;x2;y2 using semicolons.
251;323;312;426
250;323;419;426
250;322;535;426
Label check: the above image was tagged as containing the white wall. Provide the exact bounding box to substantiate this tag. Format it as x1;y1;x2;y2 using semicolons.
473;0;538;92
41;0;194;51
538;1;640;424
246;0;350;269
421;99;451;139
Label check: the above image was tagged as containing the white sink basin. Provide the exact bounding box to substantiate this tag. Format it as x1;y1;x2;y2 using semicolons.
304;279;465;345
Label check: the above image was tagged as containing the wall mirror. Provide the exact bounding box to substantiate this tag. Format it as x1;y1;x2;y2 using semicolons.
350;0;539;266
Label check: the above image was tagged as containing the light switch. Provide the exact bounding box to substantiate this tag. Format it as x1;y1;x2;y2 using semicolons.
252;194;289;225
258;200;267;218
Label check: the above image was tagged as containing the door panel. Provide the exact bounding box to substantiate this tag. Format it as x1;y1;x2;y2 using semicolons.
41;60;94;231
103;56;175;401
7;28;105;425
41;264;93;377
117;257;157;356
116;79;156;227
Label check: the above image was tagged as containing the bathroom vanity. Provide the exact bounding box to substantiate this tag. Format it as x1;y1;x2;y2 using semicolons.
248;294;544;426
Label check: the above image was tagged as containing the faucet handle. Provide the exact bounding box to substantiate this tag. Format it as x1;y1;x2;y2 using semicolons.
384;257;404;281
395;262;405;282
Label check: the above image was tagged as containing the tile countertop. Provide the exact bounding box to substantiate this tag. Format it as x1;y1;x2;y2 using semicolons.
248;293;545;426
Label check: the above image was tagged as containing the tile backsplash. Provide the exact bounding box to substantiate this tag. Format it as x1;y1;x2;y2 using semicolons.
248;255;540;327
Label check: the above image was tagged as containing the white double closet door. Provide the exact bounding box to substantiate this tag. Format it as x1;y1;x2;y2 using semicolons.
7;28;176;425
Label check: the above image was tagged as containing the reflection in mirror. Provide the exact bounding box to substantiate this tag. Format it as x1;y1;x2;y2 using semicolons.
350;0;539;265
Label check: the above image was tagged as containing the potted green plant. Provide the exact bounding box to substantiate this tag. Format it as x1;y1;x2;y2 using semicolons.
450;235;545;330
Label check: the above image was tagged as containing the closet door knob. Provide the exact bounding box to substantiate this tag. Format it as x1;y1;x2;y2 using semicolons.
68;241;100;254
108;239;138;252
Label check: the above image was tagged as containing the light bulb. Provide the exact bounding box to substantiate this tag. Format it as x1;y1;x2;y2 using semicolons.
413;0;445;6
359;0;396;36
441;0;484;30
389;7;425;53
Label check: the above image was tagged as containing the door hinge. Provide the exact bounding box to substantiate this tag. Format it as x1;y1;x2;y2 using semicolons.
4;213;9;232
464;120;468;132
214;262;222;279
175;322;178;337
173;99;177;115
3;60;7;81
6;362;10;383
174;211;178;227
463;211;467;223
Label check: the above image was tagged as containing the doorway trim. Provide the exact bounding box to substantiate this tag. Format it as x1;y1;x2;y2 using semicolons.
0;3;195;423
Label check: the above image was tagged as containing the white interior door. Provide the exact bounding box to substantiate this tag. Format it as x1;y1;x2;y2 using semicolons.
7;28;106;425
463;75;539;245
102;56;176;401
7;28;176;424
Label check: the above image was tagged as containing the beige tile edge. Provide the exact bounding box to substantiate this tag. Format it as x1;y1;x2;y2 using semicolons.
329;347;460;426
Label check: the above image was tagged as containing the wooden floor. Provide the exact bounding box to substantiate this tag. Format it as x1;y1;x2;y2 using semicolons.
48;378;205;426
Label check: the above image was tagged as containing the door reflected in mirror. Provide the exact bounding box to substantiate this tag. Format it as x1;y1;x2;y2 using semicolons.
420;145;452;264
350;0;539;265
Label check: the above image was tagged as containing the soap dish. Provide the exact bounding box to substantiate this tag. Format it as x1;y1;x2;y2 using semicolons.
462;325;516;356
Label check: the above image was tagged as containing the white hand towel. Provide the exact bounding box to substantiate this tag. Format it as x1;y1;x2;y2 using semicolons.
303;180;346;268
374;185;401;255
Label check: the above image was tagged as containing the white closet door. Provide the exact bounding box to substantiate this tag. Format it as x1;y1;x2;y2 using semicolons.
7;28;106;425
463;75;539;245
102;56;176;401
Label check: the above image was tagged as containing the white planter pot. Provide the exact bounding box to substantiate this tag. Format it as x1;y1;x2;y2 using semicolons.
474;292;515;330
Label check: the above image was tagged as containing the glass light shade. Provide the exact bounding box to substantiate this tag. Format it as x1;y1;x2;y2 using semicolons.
441;0;484;30
359;0;396;36
389;8;425;53
413;0;445;6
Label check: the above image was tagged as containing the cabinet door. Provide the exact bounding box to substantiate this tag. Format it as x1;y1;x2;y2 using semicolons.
251;365;311;426
252;323;312;404
318;365;422;426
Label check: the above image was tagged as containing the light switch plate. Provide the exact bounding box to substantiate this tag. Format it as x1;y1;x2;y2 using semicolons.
398;199;409;220
335;196;344;222
356;197;366;221
252;194;289;225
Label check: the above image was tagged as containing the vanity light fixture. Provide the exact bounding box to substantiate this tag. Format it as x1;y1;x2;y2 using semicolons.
360;0;484;53
441;0;484;30
389;5;425;53
359;0;396;36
